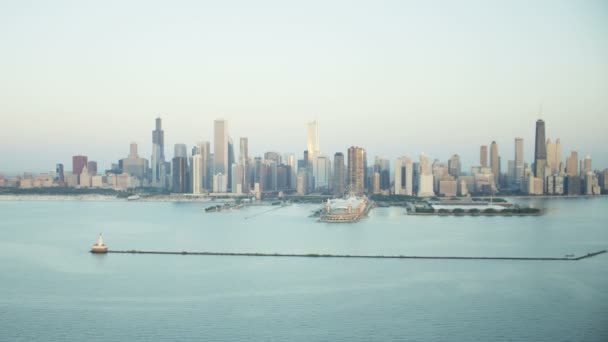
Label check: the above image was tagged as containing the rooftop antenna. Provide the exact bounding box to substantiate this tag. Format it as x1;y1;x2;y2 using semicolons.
538;104;543;120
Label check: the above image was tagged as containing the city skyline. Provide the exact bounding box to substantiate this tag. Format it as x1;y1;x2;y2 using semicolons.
0;115;605;176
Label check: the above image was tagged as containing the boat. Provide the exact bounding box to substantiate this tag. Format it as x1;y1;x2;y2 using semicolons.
90;233;108;253
127;195;141;201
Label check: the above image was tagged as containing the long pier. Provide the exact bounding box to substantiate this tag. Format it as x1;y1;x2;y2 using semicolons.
102;249;607;261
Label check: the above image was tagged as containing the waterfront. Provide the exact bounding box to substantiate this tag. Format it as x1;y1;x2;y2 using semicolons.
1;197;607;341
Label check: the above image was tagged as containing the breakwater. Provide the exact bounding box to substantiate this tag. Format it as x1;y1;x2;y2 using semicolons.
103;249;606;261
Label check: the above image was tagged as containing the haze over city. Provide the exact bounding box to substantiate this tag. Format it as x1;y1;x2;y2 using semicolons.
1;0;607;173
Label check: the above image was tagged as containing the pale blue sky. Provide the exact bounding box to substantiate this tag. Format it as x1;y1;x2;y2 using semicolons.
0;0;606;173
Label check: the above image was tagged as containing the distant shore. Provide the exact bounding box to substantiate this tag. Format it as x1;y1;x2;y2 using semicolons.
0;192;605;203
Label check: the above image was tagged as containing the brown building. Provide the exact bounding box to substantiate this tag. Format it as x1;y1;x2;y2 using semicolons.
72;155;88;175
347;146;366;194
480;145;488;167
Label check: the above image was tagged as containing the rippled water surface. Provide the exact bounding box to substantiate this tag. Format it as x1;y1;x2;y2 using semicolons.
1;197;607;341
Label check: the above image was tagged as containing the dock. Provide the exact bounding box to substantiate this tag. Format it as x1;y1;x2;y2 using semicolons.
101;249;607;261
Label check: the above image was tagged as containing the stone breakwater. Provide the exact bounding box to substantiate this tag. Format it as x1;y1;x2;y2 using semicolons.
102;250;607;261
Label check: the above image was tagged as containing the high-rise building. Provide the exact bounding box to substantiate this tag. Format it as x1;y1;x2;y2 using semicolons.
121;142;148;180
72;155;88;175
55;164;64;183
172;155;188;193
555;138;562;172
239;137;249;192
448;154;461;177
214;119;228;176
285;153;297;190
546;139;556;174
315;155;332;190
582;155;592;174
566;151;578;177
307;121;320;166
534;119;547;178
151;117;166;187
374;157;391;190
490;141;499;182
333;152;345;197
192;154;204;194
86;161;97;176
480;145;488;167
394;157;413;196
347;146;366;194
418;153;434;197
514;137;524;186
174;144;188;159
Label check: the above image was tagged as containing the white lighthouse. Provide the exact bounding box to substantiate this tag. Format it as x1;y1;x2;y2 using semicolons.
90;233;108;253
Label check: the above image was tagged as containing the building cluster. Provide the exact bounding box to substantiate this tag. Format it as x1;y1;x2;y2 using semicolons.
1;118;607;198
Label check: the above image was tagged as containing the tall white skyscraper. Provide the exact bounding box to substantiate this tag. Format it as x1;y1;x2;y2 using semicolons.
394;156;413;196
418;153;434;197
214;119;228;176
192;154;204;194
307;121;320;165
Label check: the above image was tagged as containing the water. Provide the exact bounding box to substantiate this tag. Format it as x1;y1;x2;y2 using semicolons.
0;197;607;341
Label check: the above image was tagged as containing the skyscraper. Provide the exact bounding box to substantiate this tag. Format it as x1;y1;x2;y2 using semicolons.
172;159;188;193
333;152;345;197
227;137;235;191
315;155;332;190
582;155;592;174
490;141;499;182
306;121;321;186
448;154;461;177
418;153;434;197
480;145;488;167
192;154;204;194
55;163;64;183
171;143;188;193
239;137;249;192
347;146;366;194
86;161;97;176
566;151;578;177
307;121;320;166
72;155;88;175
151;117;166;187
121;142;148;180
514;138;524;186
214;119;228;176
534;119;547;178
174;144;187;159
394;156;413;196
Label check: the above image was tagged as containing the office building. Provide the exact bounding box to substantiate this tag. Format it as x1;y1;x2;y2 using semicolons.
72;155;88;175
151;117;166;187
347;146;366;194
333;152;345;197
394;156;413;196
490;141;499;182
534;119;547;178
214;119;229;176
480;145;488;167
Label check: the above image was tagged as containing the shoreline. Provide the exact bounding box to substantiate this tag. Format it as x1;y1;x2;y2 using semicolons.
0;193;605;203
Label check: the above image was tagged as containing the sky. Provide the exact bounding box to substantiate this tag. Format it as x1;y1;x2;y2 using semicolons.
0;0;607;174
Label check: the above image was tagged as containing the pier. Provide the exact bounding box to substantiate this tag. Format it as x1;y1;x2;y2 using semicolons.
102;249;607;261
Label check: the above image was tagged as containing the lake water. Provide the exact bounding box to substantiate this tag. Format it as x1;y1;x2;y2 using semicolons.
0;197;607;341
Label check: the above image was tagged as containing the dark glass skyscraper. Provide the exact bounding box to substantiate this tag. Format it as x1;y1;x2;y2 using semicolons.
151;117;166;187
534;119;547;177
333;152;345;197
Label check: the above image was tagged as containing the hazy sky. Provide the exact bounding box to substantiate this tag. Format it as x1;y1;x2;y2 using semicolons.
1;0;607;174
